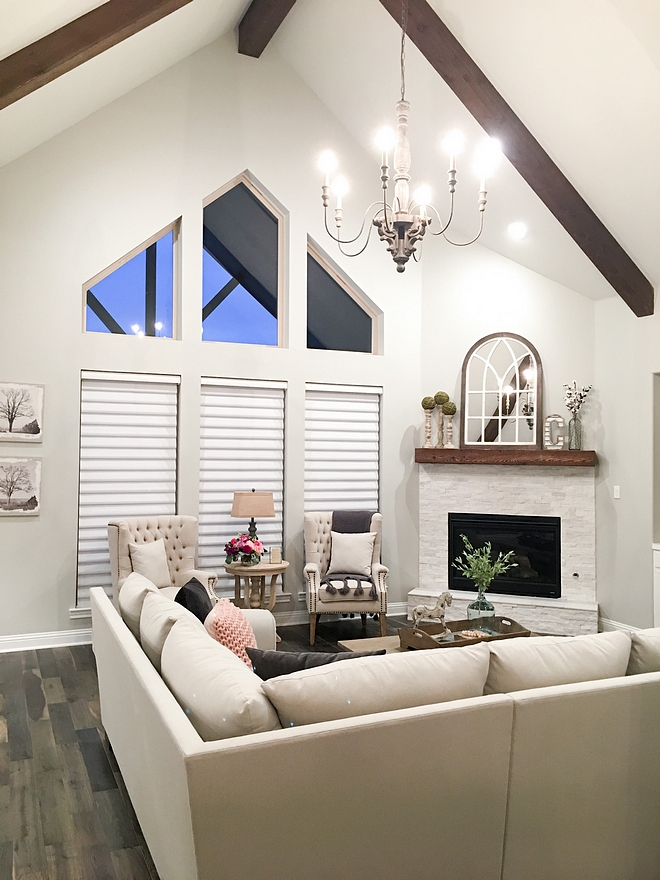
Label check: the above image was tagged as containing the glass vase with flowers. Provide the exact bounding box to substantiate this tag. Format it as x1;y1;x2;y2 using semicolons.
453;534;516;627
224;533;264;566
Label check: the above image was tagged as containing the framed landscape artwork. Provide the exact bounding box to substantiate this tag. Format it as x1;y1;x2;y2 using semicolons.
0;458;41;515
0;383;44;441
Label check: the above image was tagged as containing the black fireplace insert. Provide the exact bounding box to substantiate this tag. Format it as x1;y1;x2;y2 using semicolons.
448;512;561;599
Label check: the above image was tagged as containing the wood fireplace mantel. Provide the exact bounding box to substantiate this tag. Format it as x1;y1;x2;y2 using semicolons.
415;448;597;467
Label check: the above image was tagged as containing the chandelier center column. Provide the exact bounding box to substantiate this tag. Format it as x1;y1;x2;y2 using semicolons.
393;100;411;213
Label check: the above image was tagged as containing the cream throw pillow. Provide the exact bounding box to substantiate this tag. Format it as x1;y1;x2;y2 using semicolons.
627;627;660;675
161;616;282;741
128;538;171;588
118;571;159;639
485;630;632;695
326;531;376;577
262;642;490;727
139;590;204;672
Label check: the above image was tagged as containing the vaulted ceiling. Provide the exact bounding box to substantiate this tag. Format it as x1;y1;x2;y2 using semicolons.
1;0;658;312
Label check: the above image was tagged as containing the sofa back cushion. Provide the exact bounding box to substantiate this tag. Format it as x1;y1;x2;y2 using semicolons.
627;627;660;675
485;631;632;695
139;590;204;672
118;571;159;639
261;642;490;728
160;616;282;741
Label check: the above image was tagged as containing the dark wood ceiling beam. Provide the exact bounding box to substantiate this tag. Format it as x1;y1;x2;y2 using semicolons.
238;0;298;58
379;0;654;317
0;0;194;112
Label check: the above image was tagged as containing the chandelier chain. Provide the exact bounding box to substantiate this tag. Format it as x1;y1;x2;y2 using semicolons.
400;0;408;102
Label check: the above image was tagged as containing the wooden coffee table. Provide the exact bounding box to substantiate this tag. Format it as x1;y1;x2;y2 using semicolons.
338;635;404;654
339;617;531;654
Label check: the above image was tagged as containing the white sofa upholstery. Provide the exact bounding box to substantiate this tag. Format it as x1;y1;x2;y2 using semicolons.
91;587;660;880
108;515;217;606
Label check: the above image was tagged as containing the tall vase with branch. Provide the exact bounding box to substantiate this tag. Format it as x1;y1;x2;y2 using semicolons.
563;381;592;451
453;535;516;624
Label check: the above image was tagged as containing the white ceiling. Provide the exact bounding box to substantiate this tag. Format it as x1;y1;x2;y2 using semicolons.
1;0;658;304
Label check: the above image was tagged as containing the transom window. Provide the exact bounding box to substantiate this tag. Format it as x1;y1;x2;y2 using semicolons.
85;224;176;337
203;178;282;345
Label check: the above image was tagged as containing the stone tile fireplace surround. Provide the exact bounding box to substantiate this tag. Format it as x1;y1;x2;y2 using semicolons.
409;449;598;635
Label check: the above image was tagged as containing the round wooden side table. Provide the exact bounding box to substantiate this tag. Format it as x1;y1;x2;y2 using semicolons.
224;560;290;612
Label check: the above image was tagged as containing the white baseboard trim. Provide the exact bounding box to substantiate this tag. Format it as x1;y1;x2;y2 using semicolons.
599;617;640;634
0;627;93;653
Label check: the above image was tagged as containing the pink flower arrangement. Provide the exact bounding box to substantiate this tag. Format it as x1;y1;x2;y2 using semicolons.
225;533;264;565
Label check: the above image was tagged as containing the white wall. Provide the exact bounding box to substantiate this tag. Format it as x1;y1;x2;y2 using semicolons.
594;295;659;627
0;34;422;637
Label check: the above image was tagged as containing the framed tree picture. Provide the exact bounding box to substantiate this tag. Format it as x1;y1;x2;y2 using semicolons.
0;383;44;441
0;458;41;515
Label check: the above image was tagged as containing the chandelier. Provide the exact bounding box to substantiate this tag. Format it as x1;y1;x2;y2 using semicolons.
318;0;502;273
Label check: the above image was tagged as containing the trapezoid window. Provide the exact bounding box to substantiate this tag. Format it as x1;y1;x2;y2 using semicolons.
307;248;375;353
203;180;280;345
85;224;176;337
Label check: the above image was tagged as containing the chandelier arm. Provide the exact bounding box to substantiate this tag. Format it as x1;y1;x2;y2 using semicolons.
427;194;456;237
442;213;485;247
323;202;385;245
337;222;378;258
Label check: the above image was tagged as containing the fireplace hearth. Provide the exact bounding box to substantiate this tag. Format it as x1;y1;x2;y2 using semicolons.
449;512;561;599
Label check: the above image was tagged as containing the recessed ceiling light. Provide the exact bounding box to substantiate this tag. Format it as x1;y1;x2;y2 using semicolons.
508;221;527;240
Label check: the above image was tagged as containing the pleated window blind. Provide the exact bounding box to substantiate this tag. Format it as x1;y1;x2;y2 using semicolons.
304;384;381;512
198;380;285;595
76;372;179;606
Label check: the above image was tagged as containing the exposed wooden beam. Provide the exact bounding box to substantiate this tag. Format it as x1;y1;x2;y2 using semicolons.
379;0;654;317
238;0;298;58
0;0;194;112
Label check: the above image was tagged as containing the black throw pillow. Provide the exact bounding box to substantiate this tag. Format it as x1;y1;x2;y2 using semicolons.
245;647;386;681
174;577;213;623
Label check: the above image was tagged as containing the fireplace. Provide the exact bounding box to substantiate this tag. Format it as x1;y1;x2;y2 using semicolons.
448;512;561;599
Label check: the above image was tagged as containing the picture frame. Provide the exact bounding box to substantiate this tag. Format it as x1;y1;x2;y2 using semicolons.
0;383;44;441
0;458;41;515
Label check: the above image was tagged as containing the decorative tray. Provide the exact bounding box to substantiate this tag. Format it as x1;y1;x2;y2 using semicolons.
398;616;531;651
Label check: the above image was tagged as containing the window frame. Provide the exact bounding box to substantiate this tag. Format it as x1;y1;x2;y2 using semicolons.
307;237;383;355
202;171;288;348
81;219;181;339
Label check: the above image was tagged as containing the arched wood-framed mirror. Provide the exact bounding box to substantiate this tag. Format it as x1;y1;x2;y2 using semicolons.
460;332;544;448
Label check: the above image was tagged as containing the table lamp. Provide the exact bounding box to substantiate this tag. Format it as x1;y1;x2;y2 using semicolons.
231;489;275;541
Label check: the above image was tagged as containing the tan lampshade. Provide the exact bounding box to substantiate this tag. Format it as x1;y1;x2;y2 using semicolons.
231;491;275;519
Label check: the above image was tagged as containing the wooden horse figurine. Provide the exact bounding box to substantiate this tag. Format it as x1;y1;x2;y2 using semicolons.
411;591;453;631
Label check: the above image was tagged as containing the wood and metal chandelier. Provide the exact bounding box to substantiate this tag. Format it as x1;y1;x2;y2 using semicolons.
319;0;502;272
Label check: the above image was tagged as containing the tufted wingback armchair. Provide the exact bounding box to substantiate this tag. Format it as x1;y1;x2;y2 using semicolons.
304;511;388;645
108;516;217;608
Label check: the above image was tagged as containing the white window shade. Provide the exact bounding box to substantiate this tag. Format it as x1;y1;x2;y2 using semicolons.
304;385;381;512
198;382;285;595
76;374;179;606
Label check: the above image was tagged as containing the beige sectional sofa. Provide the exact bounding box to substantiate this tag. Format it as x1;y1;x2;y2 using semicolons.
91;584;660;880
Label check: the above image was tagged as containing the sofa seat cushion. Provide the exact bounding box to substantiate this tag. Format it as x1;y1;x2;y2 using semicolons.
118;571;159;639
139;590;204;672
261;642;490;727
204;598;257;666
627;627;660;674
161;616;281;741
485;631;632;695
246;647;386;681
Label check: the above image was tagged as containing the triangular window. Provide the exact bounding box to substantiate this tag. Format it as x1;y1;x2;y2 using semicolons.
85;224;176;337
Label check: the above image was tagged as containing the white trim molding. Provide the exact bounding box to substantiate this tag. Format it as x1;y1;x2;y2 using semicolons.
0;627;92;653
598;617;641;634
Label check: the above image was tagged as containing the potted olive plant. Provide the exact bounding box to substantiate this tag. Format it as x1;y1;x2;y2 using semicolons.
453;534;516;623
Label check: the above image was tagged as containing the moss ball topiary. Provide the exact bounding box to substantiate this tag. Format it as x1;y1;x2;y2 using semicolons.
421;396;436;410
434;391;449;406
442;400;457;416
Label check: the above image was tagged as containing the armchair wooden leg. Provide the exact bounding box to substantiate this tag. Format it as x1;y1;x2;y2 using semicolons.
310;613;320;646
360;613;367;631
379;612;387;637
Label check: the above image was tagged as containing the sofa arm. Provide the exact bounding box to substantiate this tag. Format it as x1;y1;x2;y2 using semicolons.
242;609;277;651
174;568;218;603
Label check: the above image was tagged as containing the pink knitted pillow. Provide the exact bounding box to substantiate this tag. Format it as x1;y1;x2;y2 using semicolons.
204;599;257;667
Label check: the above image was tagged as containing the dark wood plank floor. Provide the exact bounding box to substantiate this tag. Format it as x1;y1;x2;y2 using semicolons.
0;616;409;879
